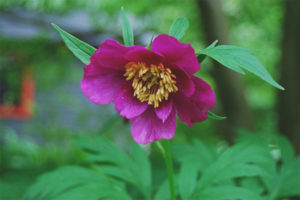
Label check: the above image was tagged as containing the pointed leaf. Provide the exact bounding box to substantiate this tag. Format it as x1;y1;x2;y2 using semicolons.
198;45;284;90
168;17;189;40
51;23;96;65
197;142;270;189
207;40;218;49
120;7;134;46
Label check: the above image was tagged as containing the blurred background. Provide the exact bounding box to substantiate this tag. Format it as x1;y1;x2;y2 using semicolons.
0;0;299;199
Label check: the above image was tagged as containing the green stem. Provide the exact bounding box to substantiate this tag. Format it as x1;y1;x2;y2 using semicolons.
157;140;175;200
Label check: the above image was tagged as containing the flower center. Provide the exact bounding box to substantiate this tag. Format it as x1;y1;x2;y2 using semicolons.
124;62;178;108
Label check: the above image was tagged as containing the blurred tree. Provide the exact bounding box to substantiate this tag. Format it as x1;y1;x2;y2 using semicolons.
196;0;253;143
277;0;300;154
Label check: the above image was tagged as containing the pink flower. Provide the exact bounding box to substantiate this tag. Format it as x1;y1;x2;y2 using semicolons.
81;34;216;144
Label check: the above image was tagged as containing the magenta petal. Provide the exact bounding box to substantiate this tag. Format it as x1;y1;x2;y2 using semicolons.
175;76;216;126
114;83;148;119
155;100;173;123
152;34;200;74
81;64;124;104
131;107;177;144
171;65;195;97
125;47;165;65
91;39;136;70
191;76;216;108
175;96;208;126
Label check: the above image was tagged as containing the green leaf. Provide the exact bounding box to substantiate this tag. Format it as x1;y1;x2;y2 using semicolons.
23;166;131;200
178;162;198;200
276;135;295;164
173;139;217;171
196;142;270;189
120;7;134;46
208;111;227;120
236;131;300;199
54;184;129;200
241;177;264;196
131;143;152;199
96;165;135;185
198;45;284;90
154;179;171;200
51;23;96;65
276;156;300;198
197;40;218;63
76;135;133;168
193;186;263;200
207;40;218;49
168;17;189;40
76;135;151;200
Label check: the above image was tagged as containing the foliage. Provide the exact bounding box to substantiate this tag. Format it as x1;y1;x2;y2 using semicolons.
23;132;300;200
53;10;283;93
76;135;152;200
51;23;96;65
23;135;151;200
24;166;132;200
168;17;189;40
236;130;300;199
198;43;284;90
1;0;285;113
0;2;295;200
120;7;134;46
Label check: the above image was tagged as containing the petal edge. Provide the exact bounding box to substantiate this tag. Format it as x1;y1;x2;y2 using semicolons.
131;107;177;144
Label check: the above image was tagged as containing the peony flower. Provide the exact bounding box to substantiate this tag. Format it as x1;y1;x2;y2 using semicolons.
81;34;216;144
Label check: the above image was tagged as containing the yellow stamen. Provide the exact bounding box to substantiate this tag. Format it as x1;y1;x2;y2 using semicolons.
124;62;178;108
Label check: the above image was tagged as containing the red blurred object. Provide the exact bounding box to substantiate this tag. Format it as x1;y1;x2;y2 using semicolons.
0;66;35;119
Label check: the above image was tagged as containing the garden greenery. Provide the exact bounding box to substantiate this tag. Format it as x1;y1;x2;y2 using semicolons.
23;131;300;200
19;8;296;200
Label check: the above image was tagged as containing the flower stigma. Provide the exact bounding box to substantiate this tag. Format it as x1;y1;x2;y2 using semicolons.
124;62;178;108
